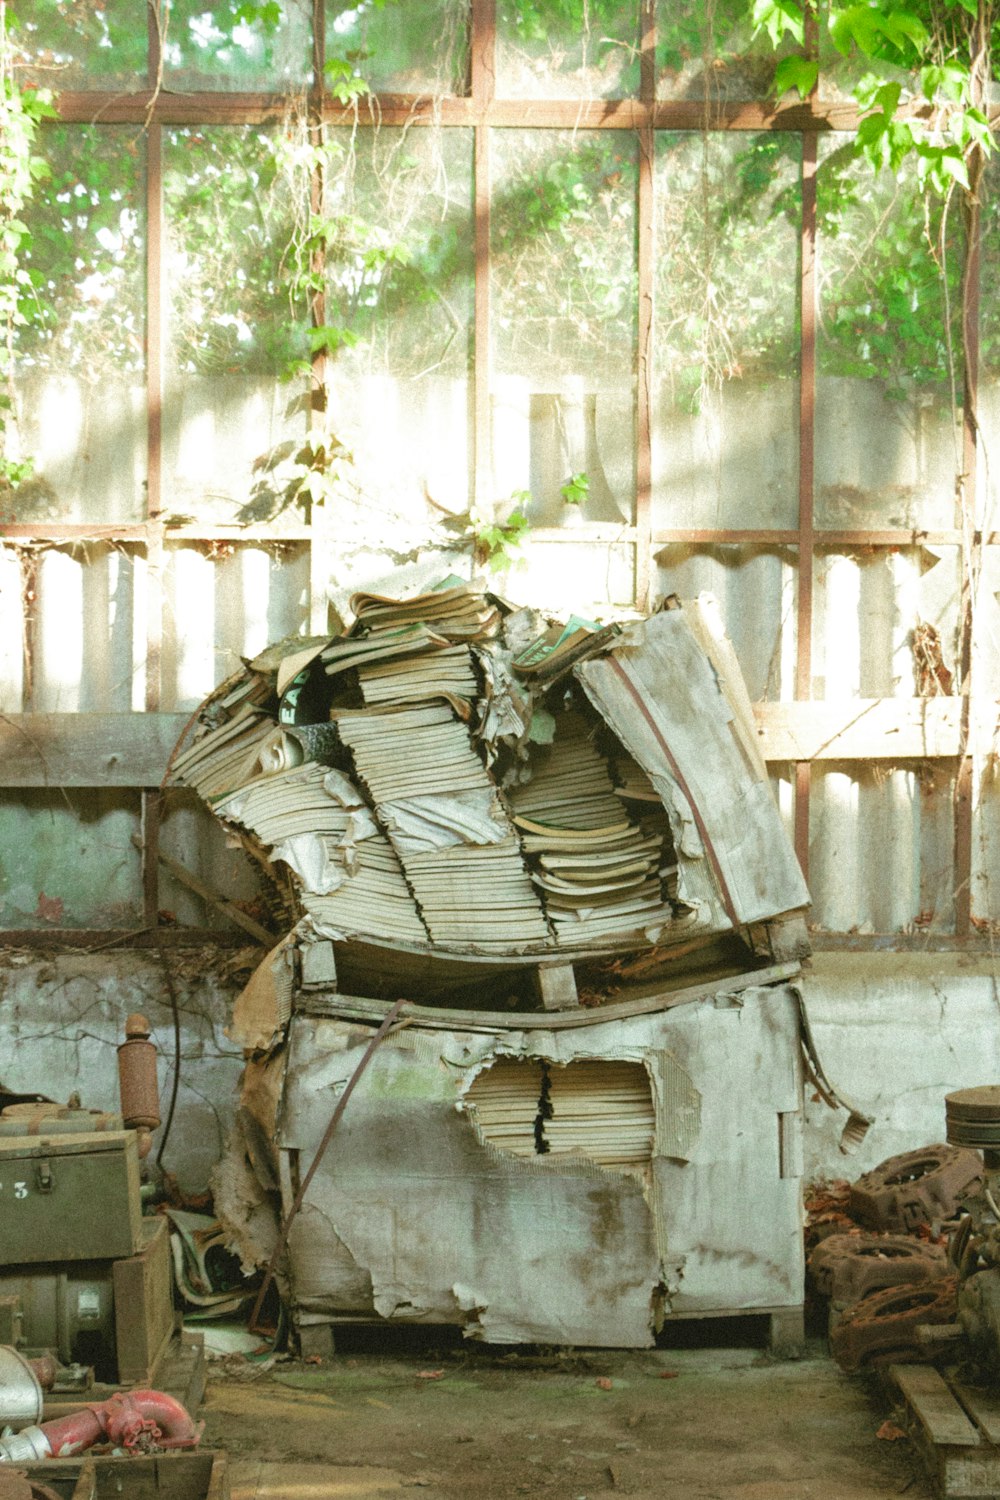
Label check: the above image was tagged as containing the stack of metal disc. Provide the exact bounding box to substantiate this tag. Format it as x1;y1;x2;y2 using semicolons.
946;1086;1000;1150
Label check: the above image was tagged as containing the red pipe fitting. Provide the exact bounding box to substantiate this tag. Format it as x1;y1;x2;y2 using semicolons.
30;1389;201;1458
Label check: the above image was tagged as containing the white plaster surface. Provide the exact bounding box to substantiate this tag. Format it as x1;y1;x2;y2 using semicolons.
801;951;1000;1179
3;948;1000;1202
0;948;250;1192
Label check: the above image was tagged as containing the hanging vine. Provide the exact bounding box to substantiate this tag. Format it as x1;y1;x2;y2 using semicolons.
0;0;54;498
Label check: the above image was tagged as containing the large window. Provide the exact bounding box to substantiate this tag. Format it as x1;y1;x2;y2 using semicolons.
1;0;995;942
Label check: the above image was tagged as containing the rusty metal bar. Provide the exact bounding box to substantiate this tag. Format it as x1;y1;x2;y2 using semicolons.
471;0;496;515
634;0;655;611
794;132;818;884
953;140;983;936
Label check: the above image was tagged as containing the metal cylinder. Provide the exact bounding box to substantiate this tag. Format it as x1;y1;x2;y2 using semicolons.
0;1346;43;1430
0;1425;52;1464
117;1013;161;1134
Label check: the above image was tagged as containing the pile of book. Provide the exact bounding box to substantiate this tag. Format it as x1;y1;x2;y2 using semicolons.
351;580;502;643
507;714;677;947
173;578;687;964
545;1061;655;1167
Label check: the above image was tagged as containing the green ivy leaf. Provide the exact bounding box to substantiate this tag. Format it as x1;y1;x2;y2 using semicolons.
773;55;819;98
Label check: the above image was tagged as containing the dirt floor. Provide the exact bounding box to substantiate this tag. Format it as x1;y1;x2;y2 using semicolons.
201;1328;934;1500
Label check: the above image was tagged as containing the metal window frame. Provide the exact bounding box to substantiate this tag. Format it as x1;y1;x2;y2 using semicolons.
0;0;989;943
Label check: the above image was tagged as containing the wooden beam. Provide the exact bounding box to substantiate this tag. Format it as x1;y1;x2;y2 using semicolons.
753;698;966;762
0;701;990;791
0;714;191;787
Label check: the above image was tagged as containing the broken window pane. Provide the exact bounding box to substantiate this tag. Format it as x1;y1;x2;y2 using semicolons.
496;0;640;99
811;547;960;700
652;133;800;530
10;0;147;89
0;793;142;930
656;0;793;101
162;0;311;91
322;126;474;530
815;138;963;531
490;130;637;525
326;0;469;95
163;126;309;527
654;544;798;702
809;762;955;934
7;127;146;524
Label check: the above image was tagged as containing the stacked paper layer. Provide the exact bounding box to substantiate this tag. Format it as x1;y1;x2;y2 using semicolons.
546;1061;655;1166
336;703;549;951
508;714;676;947
171;706;277;802
405;839;550;951
357;643;478;710
463;1060;541;1158
301;836;428;945
351;580;501;643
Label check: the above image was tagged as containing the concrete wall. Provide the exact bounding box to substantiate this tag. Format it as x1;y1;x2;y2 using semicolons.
3;948;998;1196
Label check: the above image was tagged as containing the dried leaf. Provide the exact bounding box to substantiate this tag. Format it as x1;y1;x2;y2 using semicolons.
596;1376;613;1390
417;1369;445;1380
876;1420;907;1441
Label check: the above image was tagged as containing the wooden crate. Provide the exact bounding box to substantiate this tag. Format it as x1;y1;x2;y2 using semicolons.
889;1363;1000;1498
19;1450;227;1500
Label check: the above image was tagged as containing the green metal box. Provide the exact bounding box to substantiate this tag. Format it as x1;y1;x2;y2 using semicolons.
0;1130;143;1265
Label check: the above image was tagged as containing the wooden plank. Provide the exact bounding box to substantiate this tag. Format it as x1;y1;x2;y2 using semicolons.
0;698;984;791
0;713;191;787
957;1384;1000;1447
753;698;965;761
892;1363;981;1448
301;959;801;1032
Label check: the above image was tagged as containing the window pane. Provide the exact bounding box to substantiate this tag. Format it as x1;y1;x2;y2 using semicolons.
8;126;146;524
816;138;963;531
652;133;800;530
326;0;469;95
164;126;309;526
811;546;960;699
490;130;637;524
497;0;640;99
10;0;147;89
322;126;474;525
656;0;792;101
163;0;311;91
654;544;798;702
810;764;955;933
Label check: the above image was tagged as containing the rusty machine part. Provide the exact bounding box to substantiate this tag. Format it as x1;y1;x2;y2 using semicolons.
117;1013;161;1162
809;1233;949;1306
847;1144;982;1232
946;1086;1000;1158
830;1276;959;1373
0;1348;43;1431
0;1388;201;1464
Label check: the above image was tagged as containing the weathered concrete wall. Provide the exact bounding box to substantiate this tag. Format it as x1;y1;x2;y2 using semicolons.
2;949;998;1196
0;947;254;1193
801;952;1000;1179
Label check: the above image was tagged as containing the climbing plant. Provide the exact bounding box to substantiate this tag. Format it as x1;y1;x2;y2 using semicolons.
0;0;54;493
